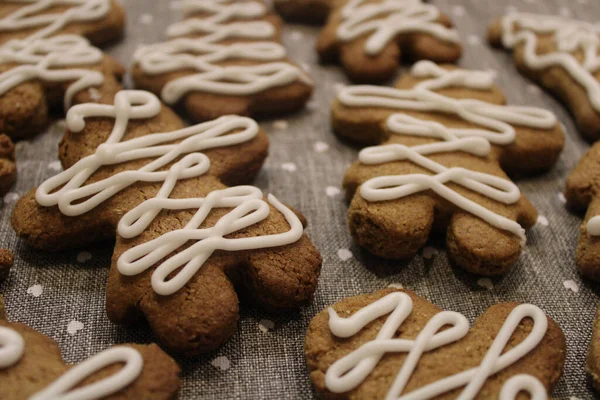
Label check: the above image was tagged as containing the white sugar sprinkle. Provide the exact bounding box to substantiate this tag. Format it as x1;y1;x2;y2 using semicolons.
326;186;341;198
452;5;465;17
467;35;481;46
306;100;318;111
557;192;567;205
76;251;92;263
258;319;275;333
273;120;289;130
48;161;62;171
281;162;297;172
211;356;231;371
387;283;403;289
563;280;579;293
422;246;437;260
290;31;303;41
536;215;549;226
337;248;353;261
527;84;541;94
88;87;102;101
477;278;494;291
139;13;154;25
67;320;84;335
27;284;43;297
314;141;329;153
3;192;19;204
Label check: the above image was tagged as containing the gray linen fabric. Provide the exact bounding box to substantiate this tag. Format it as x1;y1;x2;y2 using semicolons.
1;0;599;398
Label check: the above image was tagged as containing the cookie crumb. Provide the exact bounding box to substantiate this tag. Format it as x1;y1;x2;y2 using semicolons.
139;13;154;25
526;84;541;94
337;248;353;261
563;280;579;293
536;215;549;226
48;161;62;172
67;320;84;335
27;284;43;298
326;186;340;198
387;283;403;289
290;31;303;41
3;192;19;204
0;249;14;283
477;278;494;290
281;162;297;172
258;319;275;333
467;35;481;46
422;246;437;260
314;141;329;153
557;192;567;204
76;251;92;263
211;356;231;371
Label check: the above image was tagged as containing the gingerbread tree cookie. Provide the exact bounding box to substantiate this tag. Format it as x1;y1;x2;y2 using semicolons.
0;297;180;399
305;288;566;399
0;134;16;195
132;0;313;123
334;61;564;275
11;90;322;355
315;0;462;83
489;13;600;141
0;0;126;139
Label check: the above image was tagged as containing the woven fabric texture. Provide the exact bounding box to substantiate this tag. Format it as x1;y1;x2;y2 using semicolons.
0;0;599;398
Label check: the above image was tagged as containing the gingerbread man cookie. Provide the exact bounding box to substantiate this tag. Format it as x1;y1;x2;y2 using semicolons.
316;0;462;83
0;298;180;399
305;288;566;399
0;134;16;195
0;0;126;139
334;61;564;275
489;13;600;141
12;90;322;355
132;0;313;123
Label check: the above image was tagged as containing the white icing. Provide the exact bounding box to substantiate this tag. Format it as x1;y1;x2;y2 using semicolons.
0;35;104;108
325;291;548;399
0;326;143;400
117;186;304;296
0;0;112;107
134;0;311;104
338;61;557;146
0;326;24;369
336;0;460;56
36;90;259;216
586;215;600;236
500;13;600;113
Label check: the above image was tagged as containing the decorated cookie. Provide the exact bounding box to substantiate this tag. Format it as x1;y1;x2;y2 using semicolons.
131;0;313;123
489;13;600;141
305;288;566;399
0;298;180;399
316;0;462;83
588;306;600;392
0;134;16;194
0;248;13;283
273;0;335;24
11;90;322;355
0;0;126;139
334;61;564;275
564;142;600;281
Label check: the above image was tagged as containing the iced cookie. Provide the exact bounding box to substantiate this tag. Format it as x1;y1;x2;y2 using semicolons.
11;90;322;355
0;298;180;399
489;13;600;141
0;0;126;139
316;0;462;82
335;61;564;275
132;0;313;123
305;288;565;399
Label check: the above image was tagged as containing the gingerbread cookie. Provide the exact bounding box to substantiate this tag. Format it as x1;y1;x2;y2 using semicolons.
588;306;600;392
0;298;180;399
564;142;600;281
335;61;564;275
273;0;335;25
305;288;566;399
0;134;16;194
132;0;313;123
12;90;322;355
316;0;462;83
0;0;126;139
489;13;600;141
0;248;13;283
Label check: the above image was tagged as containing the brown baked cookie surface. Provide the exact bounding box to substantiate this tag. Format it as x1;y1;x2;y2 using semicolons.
316;0;462;83
489;13;600;142
11;90;322;355
0;0;126;139
0;134;16;194
131;0;313;123
565;142;600;281
273;0;336;25
0;248;14;283
588;306;600;392
0;297;180;400
305;288;566;399
335;61;563;275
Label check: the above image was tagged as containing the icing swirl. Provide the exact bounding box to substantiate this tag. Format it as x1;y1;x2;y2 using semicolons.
325;292;548;399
